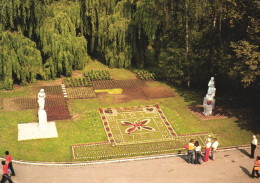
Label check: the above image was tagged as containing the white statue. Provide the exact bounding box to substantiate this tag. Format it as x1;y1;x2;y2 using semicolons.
203;77;216;116
207;77;216;98
208;77;215;87
37;89;48;129
38;89;46;110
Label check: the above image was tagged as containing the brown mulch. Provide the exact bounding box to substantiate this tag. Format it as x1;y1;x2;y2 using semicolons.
66;87;96;99
187;105;232;121
95;84;176;104
45;105;71;121
97;88;148;103
92;79;147;90
141;87;175;99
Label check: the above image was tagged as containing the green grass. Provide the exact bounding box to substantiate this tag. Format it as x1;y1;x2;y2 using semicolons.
0;62;259;162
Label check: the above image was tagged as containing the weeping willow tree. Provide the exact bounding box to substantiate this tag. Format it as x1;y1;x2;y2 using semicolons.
81;0;135;68
38;0;89;79
0;31;44;89
0;0;90;86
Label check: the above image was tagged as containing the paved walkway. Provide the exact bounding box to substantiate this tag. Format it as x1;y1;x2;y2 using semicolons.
2;147;259;183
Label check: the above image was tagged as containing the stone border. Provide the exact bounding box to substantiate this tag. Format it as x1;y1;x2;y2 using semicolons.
1;144;258;167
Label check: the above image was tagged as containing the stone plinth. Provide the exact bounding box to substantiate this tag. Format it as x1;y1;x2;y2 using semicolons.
18;122;58;141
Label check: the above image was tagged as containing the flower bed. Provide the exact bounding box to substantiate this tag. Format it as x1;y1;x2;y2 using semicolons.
71;132;212;161
99;104;177;146
66;87;96;99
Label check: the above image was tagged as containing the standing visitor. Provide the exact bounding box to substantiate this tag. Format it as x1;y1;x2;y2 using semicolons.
251;156;260;178
0;161;13;183
194;141;201;164
204;138;211;162
187;139;194;164
211;138;219;160
251;135;258;159
5;151;15;176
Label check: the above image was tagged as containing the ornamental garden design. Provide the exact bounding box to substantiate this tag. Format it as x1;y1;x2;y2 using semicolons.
99;104;177;145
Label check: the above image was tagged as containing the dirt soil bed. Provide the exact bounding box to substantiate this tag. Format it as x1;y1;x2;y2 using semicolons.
187;105;231;120
45;105;71;121
2;95;70;120
97;88;148;103
2;97;38;111
92;79;147;90
33;85;63;95
141;87;175;99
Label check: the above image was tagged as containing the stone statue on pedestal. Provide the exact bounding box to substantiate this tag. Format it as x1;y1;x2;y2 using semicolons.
203;77;216;116
38;89;48;129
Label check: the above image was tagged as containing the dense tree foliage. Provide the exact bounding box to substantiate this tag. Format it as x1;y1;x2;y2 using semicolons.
0;0;259;90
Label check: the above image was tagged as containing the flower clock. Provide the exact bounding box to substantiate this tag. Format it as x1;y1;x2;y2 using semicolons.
121;119;155;134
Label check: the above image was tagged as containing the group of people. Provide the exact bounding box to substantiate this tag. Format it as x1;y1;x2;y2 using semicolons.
1;151;15;183
186;137;219;164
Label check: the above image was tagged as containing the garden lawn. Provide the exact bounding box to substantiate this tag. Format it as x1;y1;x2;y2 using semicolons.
0;72;259;162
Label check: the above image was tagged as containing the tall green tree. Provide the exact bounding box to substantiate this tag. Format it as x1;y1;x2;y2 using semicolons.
0;31;44;89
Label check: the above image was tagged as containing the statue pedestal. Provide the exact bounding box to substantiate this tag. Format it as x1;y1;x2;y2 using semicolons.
202;104;213;116
203;98;215;116
38;109;48;130
18;110;58;141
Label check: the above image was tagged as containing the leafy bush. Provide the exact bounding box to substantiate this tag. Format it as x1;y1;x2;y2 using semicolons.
132;69;155;80
84;70;111;81
64;77;92;87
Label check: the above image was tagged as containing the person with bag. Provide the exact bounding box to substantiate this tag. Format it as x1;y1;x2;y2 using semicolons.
5;151;15;176
204;138;211;162
252;156;260;178
186;139;194;164
0;161;13;183
194;141;202;164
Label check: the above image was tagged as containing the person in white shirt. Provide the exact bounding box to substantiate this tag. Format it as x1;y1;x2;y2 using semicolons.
251;135;258;159
211;138;219;160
